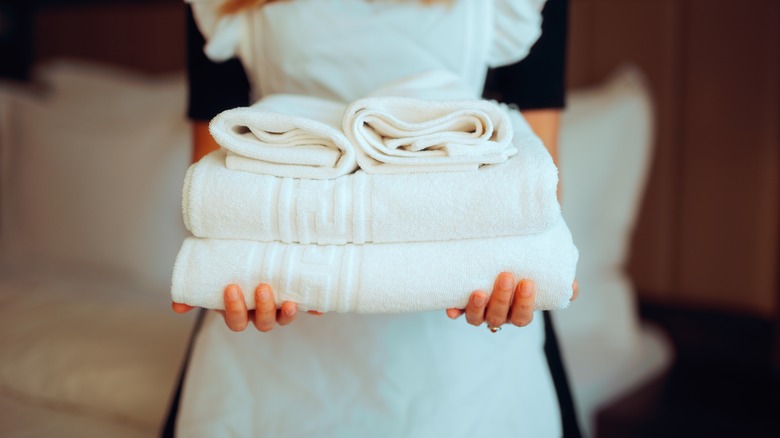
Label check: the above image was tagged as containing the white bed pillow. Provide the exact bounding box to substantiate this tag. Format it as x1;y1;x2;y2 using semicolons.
550;66;661;436
0;61;191;292
553;66;655;347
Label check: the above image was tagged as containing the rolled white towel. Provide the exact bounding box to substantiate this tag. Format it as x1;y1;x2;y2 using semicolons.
171;217;578;313
343;96;517;173
210;94;357;179
183;112;559;244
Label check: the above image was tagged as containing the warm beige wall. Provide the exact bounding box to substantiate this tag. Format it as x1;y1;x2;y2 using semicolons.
568;0;779;316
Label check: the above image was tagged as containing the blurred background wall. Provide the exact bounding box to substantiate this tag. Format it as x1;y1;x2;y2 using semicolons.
565;0;778;319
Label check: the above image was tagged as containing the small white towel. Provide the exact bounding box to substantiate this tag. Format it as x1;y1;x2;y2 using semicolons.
209;94;357;179
343;96;517;173
171;217;578;313
183;111;559;244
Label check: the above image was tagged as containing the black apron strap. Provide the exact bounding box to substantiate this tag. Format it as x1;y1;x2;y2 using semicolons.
543;311;583;437
160;309;207;438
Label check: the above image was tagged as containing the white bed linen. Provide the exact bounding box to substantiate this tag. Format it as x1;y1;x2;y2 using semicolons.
0;256;195;434
0;394;149;438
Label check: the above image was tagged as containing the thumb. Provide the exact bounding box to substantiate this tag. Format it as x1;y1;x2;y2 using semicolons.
172;302;195;313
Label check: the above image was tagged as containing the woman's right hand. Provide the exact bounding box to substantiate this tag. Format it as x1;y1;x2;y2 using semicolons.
172;284;319;332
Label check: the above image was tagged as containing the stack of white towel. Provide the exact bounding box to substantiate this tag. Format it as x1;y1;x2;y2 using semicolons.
171;85;578;313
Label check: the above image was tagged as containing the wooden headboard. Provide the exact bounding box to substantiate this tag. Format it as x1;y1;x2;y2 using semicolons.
566;0;778;318
26;0;780;317
33;0;186;74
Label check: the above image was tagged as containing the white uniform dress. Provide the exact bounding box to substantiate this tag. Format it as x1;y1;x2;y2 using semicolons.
179;1;562;436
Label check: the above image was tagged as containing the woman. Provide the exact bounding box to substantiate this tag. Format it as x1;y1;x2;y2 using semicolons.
167;0;580;436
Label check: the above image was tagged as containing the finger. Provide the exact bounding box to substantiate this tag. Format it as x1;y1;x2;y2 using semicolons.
307;310;324;316
446;308;464;319
509;279;535;327
570;279;579;301
276;301;298;326
171;302;194;314
253;284;277;332
464;291;488;326
484;272;515;328
223;284;249;332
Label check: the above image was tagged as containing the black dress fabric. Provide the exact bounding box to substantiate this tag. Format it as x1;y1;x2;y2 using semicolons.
483;0;568;109
166;1;580;436
186;7;251;121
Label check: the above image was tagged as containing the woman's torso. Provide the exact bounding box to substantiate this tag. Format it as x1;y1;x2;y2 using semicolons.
190;0;545;101
179;1;560;436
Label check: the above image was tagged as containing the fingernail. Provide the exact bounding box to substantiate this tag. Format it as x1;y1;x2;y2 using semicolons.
520;280;533;297
499;274;513;290
258;286;271;301
225;285;239;301
473;294;487;307
283;305;296;317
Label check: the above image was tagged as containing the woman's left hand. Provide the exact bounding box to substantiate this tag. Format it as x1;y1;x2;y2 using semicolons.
445;273;579;329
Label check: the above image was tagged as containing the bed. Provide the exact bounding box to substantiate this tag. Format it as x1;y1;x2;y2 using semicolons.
0;61;195;437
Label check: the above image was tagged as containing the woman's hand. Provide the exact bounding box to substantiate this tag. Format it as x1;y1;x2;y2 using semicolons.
445;273;579;330
172;284;320;332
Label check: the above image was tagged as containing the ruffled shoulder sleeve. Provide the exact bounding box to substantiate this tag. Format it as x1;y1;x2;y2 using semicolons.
186;0;245;62
489;0;547;68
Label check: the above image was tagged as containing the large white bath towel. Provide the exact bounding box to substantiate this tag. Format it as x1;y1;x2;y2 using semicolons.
183;113;559;244
343;96;517;173
171;217;578;313
209;94;357;179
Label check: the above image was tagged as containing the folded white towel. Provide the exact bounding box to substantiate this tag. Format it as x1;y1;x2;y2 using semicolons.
183;111;559;244
171;217;578;313
343;96;517;174
210;94;357;179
